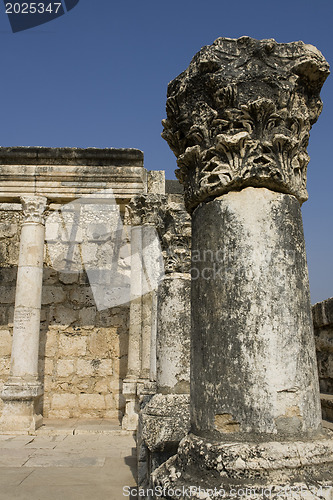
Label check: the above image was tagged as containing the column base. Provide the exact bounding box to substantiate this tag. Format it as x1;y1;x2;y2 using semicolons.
122;379;139;431
138;394;190;488
152;433;333;499
0;380;43;435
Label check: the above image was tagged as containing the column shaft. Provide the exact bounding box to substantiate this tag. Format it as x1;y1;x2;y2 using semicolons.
0;195;47;434
191;188;321;437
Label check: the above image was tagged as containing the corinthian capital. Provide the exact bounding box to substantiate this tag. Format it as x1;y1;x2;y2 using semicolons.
21;196;47;224
162;37;330;212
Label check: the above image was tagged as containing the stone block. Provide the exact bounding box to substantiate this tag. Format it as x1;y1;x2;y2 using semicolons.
58;272;78;284
0;287;15;304
48;409;71;419
86;223;109;241
43;330;58;357
97;359;113;376
80;243;98;264
0;330;12;357
104;410;121;419
0;306;7;324
41;286;67;305
57;359;75;377
51;393;78;410
0;242;7;261
76;359;94;377
44;221;59;241
78;394;106;410
94;380;109;393
87;330;109;357
0;222;18;239
148;170;165;194
0;267;17;284
7;306;14;326
6;243;19;265
79;307;97;327
43;376;53;391
50;305;79;326
59;224;83;243
69;287;95;306
0;358;10;376
58;335;86;357
42;267;58;285
42;360;54;377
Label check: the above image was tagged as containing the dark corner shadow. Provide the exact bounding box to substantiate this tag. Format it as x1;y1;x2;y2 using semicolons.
124;446;138;483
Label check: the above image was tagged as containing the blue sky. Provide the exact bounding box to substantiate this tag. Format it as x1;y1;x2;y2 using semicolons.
0;0;332;303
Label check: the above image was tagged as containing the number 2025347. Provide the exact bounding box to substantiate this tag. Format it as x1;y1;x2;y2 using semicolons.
5;3;62;14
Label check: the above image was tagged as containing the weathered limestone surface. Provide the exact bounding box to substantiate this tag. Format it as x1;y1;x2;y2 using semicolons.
154;36;332;498
191;187;321;437
156;276;190;395
313;297;333;422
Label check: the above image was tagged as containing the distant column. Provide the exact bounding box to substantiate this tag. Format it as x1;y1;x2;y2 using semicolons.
122;225;143;431
0;195;47;433
122;195;164;430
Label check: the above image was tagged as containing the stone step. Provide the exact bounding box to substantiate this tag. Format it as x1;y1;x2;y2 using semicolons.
36;418;134;436
321;393;333;422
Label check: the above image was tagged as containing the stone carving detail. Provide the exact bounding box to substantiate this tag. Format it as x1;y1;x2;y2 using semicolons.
126;194;166;227
127;194;191;274
162;37;330;211
21;196;47;224
158;199;191;274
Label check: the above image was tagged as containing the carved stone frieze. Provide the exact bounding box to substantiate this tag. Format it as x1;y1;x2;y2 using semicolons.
162;37;330;212
21;196;47;224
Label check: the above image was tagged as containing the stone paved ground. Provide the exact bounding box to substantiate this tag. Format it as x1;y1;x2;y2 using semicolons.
0;420;137;500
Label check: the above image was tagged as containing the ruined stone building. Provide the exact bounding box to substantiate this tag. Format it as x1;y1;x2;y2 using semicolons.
0;146;190;432
0;35;333;498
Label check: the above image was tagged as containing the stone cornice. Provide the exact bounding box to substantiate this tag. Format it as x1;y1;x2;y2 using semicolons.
0;147;143;166
0;147;147;203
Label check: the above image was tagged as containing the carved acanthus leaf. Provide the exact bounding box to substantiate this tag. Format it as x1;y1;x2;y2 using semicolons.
21;196;47;224
162;37;330;212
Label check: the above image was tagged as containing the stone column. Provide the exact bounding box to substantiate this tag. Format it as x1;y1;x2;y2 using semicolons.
149;290;158;383
138;195;192;487
154;37;333;497
122;196;164;430
0;195;47;434
122;225;143;430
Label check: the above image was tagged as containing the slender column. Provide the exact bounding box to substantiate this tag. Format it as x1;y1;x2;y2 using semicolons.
122;225;143;430
141;289;153;380
123;195;166;430
138;195;192;488
153;37;332;496
149;289;158;383
0;195;47;433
